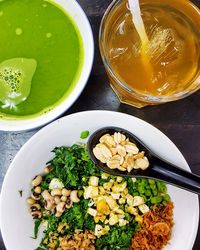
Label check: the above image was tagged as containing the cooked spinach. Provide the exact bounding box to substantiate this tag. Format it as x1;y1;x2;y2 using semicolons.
41;145;100;189
61;199;89;231
33;219;42;239
95;224;137;250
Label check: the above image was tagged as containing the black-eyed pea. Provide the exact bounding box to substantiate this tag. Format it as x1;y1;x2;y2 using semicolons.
27;197;36;205
34;186;41;194
30;203;41;212
32;175;42;187
51;188;62;196
56;202;66;213
31;192;41;201
54;196;61;205
55;211;62;217
31;210;42;219
42;190;52;200
45;199;54;210
70;190;80;203
44;165;53;174
61;188;71;197
61;196;67;202
57;222;66;233
66;197;73;209
42;191;55;210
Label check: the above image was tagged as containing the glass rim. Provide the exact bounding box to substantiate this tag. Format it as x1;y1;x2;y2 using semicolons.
99;0;200;104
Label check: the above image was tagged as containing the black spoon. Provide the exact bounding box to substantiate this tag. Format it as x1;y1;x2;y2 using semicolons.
87;127;200;195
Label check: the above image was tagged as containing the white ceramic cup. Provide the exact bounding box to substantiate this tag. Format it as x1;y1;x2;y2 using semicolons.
0;0;94;131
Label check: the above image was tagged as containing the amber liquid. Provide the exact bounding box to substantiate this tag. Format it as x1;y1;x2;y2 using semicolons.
106;0;200;97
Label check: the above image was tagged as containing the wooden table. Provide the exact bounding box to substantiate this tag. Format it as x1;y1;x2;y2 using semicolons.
0;0;199;249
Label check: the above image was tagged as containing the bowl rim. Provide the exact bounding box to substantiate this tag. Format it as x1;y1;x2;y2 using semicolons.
0;110;199;249
0;0;94;132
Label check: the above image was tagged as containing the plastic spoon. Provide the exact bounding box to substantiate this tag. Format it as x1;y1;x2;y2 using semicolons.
87;127;200;194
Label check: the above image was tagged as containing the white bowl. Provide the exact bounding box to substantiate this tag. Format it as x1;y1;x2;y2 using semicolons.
0;111;199;250
0;0;94;131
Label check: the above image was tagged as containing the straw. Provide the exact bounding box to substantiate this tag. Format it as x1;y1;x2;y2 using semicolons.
128;0;154;90
128;0;149;50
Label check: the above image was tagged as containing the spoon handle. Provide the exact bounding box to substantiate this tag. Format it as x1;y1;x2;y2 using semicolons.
150;156;200;194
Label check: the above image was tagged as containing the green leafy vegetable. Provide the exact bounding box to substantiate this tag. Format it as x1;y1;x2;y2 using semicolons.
80;130;89;139
61;199;89;231
95;224;136;250
42;145;100;189
33;219;42;239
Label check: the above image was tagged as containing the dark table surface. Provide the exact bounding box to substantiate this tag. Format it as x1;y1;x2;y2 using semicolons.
0;0;200;249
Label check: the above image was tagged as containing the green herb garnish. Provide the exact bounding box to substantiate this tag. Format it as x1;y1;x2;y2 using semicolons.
33;219;42;239
80;130;89;139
